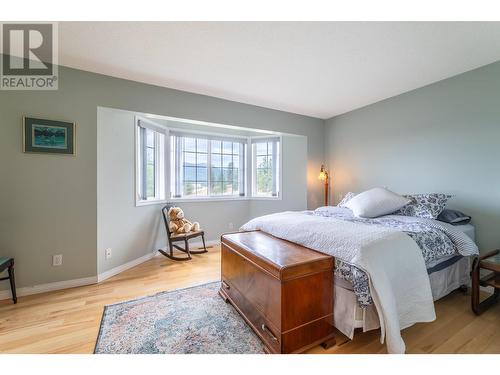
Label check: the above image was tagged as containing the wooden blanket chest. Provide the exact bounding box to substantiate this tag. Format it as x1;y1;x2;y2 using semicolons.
220;231;335;353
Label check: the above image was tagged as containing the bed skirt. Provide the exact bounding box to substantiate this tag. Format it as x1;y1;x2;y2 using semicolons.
334;256;471;339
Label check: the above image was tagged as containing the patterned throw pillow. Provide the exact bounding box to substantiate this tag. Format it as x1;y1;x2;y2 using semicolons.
395;193;452;219
338;192;356;207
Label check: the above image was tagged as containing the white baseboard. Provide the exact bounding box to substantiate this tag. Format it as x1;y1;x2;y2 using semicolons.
0;275;98;301
0;240;221;301
97;251;157;282
98;240;219;282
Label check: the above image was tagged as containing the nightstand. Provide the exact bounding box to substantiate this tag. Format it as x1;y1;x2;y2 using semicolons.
471;249;500;315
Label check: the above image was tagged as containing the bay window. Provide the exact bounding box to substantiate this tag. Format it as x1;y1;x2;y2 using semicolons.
135;116;281;204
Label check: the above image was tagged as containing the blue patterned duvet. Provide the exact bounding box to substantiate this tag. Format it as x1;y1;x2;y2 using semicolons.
314;207;478;307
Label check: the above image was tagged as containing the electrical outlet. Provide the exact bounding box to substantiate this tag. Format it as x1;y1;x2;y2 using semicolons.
52;254;63;266
105;248;112;260
228;222;234;230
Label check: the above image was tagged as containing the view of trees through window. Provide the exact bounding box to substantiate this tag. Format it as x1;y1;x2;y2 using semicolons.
255;141;277;196
180;137;242;198
182;137;208;197
138;121;280;204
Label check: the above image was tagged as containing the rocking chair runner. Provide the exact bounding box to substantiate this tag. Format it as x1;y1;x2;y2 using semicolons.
158;204;208;261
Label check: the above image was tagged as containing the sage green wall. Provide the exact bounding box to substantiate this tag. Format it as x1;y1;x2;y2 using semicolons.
325;61;500;251
0;61;324;290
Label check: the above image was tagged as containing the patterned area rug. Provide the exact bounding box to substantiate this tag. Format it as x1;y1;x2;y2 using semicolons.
94;282;265;354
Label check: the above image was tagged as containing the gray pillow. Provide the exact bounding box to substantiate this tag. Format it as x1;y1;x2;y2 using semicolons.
437;209;471;225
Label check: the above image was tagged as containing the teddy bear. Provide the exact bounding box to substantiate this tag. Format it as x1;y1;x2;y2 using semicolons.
167;206;200;234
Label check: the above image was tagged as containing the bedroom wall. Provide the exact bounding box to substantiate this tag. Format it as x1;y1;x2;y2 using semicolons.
0;60;324;291
97;107;308;274
324;60;500;250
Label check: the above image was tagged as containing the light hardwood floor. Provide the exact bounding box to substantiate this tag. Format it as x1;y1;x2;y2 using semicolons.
1;246;499;354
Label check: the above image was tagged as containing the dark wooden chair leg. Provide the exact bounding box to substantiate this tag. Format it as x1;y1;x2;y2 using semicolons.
201;234;207;252
8;262;17;304
188;233;208;255
185;238;191;258
158;239;192;261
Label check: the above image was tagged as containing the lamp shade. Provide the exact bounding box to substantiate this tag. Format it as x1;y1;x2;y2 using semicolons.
318;165;328;181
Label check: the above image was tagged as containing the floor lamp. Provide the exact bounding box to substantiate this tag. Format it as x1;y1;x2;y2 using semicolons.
318;165;329;206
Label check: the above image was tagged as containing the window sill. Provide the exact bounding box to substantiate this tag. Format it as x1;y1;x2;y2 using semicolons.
135;199;169;207
168;196;282;203
135;196;282;206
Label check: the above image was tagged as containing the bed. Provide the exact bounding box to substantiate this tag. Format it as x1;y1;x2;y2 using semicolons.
240;206;479;353
333;221;475;340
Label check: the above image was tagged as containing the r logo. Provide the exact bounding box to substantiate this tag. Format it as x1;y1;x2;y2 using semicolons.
1;22;58;90
2;23;53;75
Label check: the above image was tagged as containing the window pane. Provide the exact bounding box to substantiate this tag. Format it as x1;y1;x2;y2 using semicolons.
183;152;196;166
233;143;240;155
146;129;155;147
257;168;272;194
197;153;207;167
256;142;267;155
210;181;223;195
167;134;249;199
184;166;196;180
256;156;267;169
233;169;240;195
146;163;155;197
222;168;233;182
223;141;233;154
197;182;208;196
146;147;155;163
211;167;222;181
197;167;207;181
183;181;196;198
211;140;222;153
232;176;239;194
223;181;233;195
233;155;240;168
184;137;196;152
223;155;233;168
197;138;208;153
211;154;222;168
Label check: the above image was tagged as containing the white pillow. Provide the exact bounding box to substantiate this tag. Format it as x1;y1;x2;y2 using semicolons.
345;187;410;218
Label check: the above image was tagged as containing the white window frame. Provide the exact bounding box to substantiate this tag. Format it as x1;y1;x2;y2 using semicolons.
133;115;283;204
135;116;168;206
169;128;248;201
251;135;282;200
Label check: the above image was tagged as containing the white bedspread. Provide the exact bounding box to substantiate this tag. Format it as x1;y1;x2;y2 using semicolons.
241;211;436;354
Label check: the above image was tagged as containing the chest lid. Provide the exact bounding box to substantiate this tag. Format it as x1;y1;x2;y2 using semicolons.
221;231;333;281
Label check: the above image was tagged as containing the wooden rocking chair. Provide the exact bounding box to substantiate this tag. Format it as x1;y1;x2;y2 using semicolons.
158;204;208;261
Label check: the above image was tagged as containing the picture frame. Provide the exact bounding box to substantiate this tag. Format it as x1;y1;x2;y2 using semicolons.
23;117;76;155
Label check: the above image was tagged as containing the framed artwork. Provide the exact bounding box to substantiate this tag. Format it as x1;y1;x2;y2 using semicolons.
23;117;76;155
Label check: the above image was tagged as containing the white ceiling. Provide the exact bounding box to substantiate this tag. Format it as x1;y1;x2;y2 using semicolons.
59;22;500;119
